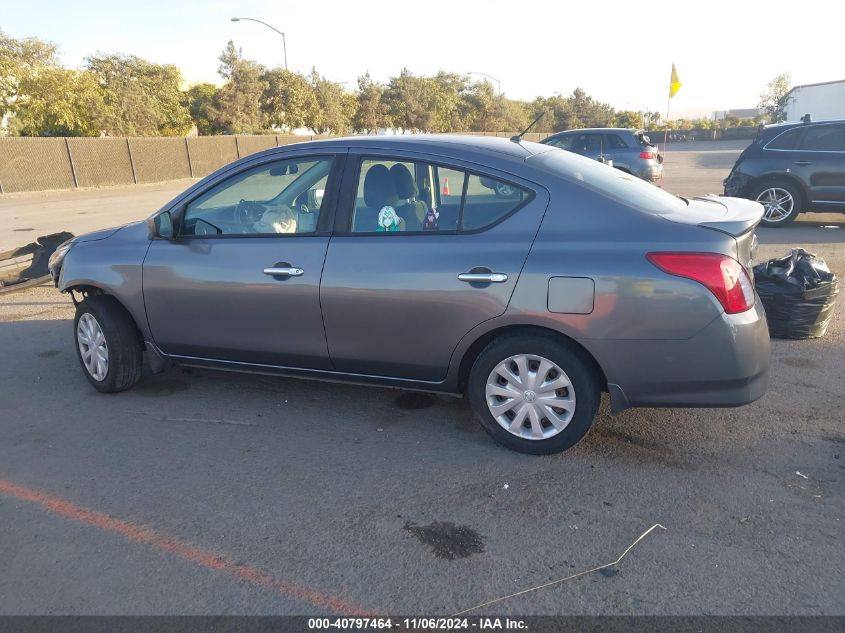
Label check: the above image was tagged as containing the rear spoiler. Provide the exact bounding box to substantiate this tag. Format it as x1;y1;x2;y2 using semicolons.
690;196;762;237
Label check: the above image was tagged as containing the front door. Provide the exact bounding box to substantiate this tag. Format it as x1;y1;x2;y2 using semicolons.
143;153;341;369
319;153;548;382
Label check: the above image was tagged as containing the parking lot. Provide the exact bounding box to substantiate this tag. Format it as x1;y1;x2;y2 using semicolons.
0;140;843;616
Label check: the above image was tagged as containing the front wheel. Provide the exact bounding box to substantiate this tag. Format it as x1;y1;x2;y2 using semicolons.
751;181;802;227
467;334;600;455
74;295;142;393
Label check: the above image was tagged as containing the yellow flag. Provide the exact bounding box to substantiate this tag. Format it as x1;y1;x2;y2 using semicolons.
669;63;682;99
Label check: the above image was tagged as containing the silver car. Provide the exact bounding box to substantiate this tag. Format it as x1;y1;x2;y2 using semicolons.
49;136;769;455
541;128;664;182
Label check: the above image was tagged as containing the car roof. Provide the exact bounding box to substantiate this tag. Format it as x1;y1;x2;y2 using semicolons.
548;128;638;134
265;134;548;160
764;118;845;130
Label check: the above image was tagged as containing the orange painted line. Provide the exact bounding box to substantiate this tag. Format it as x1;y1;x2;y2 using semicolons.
0;478;367;615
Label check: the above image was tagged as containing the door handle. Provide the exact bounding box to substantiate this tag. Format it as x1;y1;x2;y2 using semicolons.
793;161;811;166
263;267;304;277
458;272;508;283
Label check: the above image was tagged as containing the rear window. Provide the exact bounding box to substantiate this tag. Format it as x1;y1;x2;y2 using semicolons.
531;149;687;214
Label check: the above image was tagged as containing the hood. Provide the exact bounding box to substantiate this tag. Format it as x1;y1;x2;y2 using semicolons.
75;223;135;243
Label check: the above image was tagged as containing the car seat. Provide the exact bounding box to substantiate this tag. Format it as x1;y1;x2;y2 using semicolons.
389;164;427;230
355;164;401;232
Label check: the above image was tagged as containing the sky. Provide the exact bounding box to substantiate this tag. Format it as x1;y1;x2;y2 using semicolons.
3;0;843;119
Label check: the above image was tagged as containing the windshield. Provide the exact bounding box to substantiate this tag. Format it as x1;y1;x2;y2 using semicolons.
530;148;687;214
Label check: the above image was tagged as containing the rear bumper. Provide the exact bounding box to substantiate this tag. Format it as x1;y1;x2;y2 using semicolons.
636;163;663;182
724;170;752;197
591;301;770;411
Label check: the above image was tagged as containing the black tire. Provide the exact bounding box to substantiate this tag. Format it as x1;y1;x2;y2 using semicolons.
73;295;142;393
749;181;802;227
467;333;601;455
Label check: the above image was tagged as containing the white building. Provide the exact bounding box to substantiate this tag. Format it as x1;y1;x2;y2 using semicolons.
784;79;845;122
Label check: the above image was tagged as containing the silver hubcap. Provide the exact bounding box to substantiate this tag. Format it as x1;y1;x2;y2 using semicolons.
756;187;794;222
485;354;576;440
77;313;108;381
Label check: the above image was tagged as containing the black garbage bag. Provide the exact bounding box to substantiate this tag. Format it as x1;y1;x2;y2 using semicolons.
753;248;839;339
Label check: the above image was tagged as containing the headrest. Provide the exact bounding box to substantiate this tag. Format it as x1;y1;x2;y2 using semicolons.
363;164;397;209
390;163;418;199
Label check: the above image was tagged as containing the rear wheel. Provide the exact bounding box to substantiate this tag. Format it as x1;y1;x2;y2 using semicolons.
751;181;801;227
467;334;600;455
74;295;142;393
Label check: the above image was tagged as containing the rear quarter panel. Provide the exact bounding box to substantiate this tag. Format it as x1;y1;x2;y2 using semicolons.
510;180;732;341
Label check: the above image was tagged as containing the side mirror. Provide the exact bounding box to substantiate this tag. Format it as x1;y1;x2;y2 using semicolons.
152;211;175;239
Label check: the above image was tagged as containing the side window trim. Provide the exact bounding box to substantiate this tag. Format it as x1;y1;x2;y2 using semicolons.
173;151;345;239
336;152;536;237
763;127;805;152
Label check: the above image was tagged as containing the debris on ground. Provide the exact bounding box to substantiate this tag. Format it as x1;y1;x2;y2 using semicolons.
753;248;839;339
0;231;74;294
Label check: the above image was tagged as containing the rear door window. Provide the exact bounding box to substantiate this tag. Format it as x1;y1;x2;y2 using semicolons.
606;134;628;150
350;157;530;233
798;124;845;151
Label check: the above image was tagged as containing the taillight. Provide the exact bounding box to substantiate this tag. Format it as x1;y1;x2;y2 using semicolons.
647;252;755;314
639;151;654;159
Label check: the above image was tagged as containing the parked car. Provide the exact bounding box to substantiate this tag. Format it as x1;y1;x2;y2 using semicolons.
49;135;769;455
540;128;663;181
724;118;845;227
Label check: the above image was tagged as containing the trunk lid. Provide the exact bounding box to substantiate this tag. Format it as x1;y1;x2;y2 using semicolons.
659;195;763;268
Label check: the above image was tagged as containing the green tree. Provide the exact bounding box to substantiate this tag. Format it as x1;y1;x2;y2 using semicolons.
0;30;58;123
185;83;221;135
352;72;390;133
210;41;268;134
383;68;433;132
306;68;349;135
86;53;191;136
758;73;791;122
614;110;643;128
10;67;106;136
261;68;317;132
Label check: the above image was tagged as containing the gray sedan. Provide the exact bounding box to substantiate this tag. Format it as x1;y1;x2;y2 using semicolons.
49;135;769;454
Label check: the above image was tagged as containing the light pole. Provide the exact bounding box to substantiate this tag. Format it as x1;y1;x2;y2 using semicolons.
230;17;287;70
467;71;502;95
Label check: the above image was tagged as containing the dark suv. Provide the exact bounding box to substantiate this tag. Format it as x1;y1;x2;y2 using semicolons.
724;119;845;227
541;128;663;182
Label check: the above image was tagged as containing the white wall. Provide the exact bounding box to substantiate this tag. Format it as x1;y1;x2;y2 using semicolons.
785;83;845;121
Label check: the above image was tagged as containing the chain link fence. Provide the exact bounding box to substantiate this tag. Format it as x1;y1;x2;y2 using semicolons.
0;132;549;194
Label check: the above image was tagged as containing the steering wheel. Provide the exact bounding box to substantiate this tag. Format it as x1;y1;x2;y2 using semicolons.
235;199;266;226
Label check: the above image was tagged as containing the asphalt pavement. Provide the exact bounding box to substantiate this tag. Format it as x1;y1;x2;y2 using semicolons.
0;141;843;616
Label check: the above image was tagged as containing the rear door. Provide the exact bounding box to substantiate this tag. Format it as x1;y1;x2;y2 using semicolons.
794;123;845;205
319;151;549;381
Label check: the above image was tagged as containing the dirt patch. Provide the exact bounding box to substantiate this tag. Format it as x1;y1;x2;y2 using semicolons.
36;349;61;358
404;520;485;560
